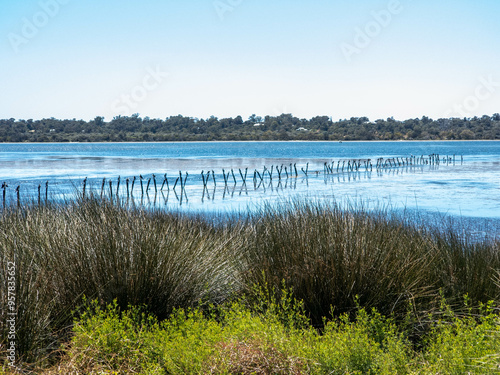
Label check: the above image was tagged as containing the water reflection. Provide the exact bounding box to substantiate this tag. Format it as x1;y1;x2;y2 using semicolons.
2;142;500;226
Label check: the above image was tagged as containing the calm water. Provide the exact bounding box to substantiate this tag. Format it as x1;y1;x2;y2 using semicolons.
1;141;500;236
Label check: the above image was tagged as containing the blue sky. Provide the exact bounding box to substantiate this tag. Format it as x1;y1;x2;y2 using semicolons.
1;0;499;121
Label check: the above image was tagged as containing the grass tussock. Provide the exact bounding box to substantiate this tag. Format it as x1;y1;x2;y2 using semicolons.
0;197;241;364
243;201;500;325
0;196;499;371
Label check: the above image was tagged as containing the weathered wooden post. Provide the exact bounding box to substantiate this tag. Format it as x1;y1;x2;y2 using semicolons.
173;185;180;201
301;163;309;176
101;178;106;198
116;176;120;197
256;170;263;181
2;182;6;208
82;177;87;199
131;176;136;195
201;171;207;188
126;178;130;197
183;180;189;202
161;173;169;191
140;175;144;196
16;186;20;208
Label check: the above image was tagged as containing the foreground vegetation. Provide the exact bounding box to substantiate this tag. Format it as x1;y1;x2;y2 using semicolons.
2;113;500;142
3;293;497;374
1;197;499;373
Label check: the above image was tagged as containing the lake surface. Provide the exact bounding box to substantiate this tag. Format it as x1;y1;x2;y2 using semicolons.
1;141;500;237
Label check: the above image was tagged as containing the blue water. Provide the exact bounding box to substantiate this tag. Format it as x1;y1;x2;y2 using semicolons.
1;141;500;237
1;141;498;162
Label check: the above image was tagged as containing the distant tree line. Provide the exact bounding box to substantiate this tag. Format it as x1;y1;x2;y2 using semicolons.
1;113;499;142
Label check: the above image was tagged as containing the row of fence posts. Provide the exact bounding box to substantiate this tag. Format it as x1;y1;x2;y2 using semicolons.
81;154;463;202
2;181;50;208
2;154;463;208
88;171;190;201
322;154;462;175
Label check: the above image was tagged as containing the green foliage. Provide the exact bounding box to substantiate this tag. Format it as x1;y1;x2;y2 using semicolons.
1;113;499;142
65;292;415;374
312;307;411;374
67;291;310;374
70;298;163;373
244;278;310;331
422;299;500;374
62;295;500;374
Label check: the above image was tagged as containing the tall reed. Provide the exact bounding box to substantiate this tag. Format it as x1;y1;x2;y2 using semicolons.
0;196;241;363
1;196;498;365
241;201;500;326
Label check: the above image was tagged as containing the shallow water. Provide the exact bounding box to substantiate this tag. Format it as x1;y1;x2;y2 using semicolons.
1;141;499;236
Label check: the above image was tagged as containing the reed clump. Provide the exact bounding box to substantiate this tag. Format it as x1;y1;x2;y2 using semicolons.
0;196;499;367
0;196;241;364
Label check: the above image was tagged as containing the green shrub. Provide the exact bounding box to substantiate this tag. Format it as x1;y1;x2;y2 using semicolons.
422;299;500;374
69;299;163;373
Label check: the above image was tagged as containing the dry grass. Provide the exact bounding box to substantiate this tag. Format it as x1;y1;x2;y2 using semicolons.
207;340;306;375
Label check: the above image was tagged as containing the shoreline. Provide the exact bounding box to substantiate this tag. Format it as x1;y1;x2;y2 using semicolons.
1;139;500;145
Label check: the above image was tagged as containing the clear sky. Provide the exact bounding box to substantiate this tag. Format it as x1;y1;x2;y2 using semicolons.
1;0;499;121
